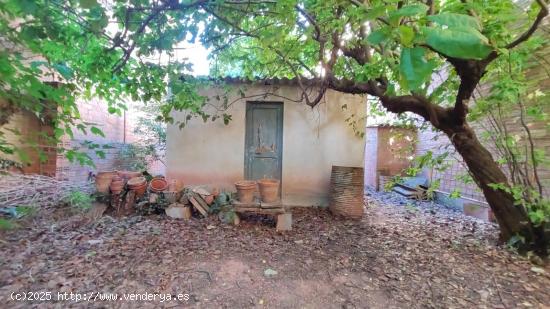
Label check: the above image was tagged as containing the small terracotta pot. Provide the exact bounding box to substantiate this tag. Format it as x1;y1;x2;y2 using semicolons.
257;179;280;203
95;171;115;194
235;180;257;203
150;177;168;193
128;176;147;197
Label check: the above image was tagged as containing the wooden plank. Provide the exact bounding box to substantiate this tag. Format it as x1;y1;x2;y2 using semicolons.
234;207;287;215
232;200;260;208
189;195;208;217
192;192;210;212
260;201;283;209
393;186;415;197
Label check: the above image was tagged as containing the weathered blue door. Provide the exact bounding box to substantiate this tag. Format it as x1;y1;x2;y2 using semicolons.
245;102;283;184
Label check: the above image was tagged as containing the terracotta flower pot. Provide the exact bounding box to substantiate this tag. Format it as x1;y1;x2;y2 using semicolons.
150;177;168;193
127;176;147;198
257;179;280;203
235;180;257;203
95;171;115;194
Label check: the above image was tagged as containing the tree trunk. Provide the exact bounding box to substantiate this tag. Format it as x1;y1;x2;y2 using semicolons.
442;122;548;255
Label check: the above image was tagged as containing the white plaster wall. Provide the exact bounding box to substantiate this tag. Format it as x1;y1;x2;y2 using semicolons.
364;127;379;188
166;84;366;206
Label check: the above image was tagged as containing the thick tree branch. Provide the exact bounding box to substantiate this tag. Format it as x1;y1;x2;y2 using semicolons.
506;0;548;49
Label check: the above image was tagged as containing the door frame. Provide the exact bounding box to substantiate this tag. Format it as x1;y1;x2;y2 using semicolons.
244;101;284;187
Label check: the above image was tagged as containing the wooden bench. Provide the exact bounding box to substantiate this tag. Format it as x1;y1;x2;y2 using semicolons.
232;200;292;231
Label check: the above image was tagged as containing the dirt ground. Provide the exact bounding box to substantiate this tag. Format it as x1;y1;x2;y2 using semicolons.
0;194;549;308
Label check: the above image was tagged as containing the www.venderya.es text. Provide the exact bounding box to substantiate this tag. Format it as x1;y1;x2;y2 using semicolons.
10;291;190;303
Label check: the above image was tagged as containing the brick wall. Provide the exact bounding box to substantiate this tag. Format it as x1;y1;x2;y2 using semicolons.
0;109;57;176
56;98;143;182
1;96;166;182
364;126;417;189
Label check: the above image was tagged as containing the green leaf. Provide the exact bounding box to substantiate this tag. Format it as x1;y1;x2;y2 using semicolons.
363;5;386;20
389;4;428;20
95;150;105;159
399;47;437;91
423;27;493;60
53;63;74;80
79;0;99;9
427;13;481;31
54;128;65;139
367;29;389;45
16;0;38;15
398;26;415;46
65;127;74;139
223;113;232;125
90;126;105;137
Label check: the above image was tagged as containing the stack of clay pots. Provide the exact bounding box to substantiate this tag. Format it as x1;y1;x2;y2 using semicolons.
95;171;116;194
109;175;125;195
127;176;147;197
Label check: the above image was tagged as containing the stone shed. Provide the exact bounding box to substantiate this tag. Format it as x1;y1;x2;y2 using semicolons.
166;80;366;206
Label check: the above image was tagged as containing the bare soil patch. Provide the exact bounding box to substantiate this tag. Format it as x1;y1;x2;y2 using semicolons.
0;194;548;308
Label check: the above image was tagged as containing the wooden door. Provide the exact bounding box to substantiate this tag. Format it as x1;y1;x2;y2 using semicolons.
244;102;283;184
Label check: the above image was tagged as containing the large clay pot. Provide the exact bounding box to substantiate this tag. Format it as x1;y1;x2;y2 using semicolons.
329;166;364;219
95;171;116;194
150;177;168;193
257;179;280;203
127;176;147;198
235;180;257;203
